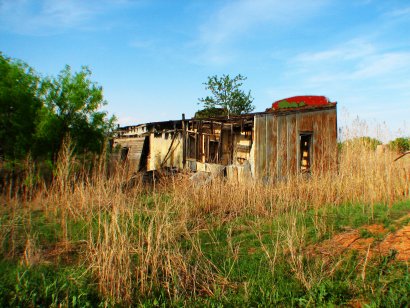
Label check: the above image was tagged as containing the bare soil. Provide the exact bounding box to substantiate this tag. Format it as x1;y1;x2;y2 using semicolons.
308;219;410;261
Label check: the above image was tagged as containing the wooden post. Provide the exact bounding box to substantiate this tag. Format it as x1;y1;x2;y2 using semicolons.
218;123;224;164
182;113;186;168
199;120;203;162
230;123;234;164
206;135;209;162
194;121;197;161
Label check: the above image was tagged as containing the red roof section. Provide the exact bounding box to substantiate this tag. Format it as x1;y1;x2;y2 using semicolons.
272;95;334;110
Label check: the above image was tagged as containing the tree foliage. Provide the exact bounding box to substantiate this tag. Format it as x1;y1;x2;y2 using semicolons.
198;74;254;117
0;53;116;162
0;53;42;159
36;65;116;159
388;137;410;153
194;107;226;119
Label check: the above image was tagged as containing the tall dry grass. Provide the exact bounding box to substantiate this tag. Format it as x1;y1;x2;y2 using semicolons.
0;132;409;304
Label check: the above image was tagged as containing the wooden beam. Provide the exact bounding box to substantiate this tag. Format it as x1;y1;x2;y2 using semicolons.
217;123;224;163
182;113;186;168
230;123;234;164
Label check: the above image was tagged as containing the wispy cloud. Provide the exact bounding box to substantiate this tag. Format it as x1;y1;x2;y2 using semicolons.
385;6;410;18
199;0;326;45
269;37;410;133
116;114;137;126
352;52;410;79
0;0;92;35
294;40;375;63
288;38;410;86
194;0;327;65
0;0;136;35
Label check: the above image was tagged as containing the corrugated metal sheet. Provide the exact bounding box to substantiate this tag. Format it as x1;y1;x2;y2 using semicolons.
253;107;337;180
287;114;297;174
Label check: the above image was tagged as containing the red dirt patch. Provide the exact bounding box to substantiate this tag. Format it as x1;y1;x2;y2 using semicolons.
378;226;410;261
307;223;410;261
363;224;386;234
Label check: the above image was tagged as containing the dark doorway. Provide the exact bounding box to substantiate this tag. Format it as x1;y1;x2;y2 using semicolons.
121;147;129;162
138;136;150;171
300;133;312;173
188;135;196;159
209;140;219;163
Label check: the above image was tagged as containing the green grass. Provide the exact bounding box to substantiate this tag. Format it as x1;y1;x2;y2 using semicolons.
192;200;410;306
1;199;410;306
0;261;103;307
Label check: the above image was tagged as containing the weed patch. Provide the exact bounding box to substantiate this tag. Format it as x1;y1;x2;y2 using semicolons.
0;141;409;305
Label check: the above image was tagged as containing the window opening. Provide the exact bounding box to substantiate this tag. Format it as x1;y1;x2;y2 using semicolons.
300;133;312;173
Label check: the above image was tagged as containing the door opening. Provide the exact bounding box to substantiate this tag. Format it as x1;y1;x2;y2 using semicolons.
120;147;129;162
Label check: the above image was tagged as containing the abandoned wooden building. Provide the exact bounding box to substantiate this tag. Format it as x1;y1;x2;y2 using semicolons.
112;96;337;181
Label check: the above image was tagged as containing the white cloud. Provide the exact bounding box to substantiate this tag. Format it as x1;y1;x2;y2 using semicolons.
269;37;410;135
195;0;327;65
0;0;136;35
352;52;410;79
0;0;91;34
200;0;326;44
385;6;410;18
116;114;138;126
288;38;410;87
294;40;375;63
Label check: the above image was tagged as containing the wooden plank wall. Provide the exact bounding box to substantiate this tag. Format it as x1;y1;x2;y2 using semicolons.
265;115;275;179
253;107;337;180
254;115;266;179
287;114;297;175
113;137;146;170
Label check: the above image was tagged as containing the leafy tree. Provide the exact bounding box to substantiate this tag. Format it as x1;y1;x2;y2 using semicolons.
194;107;226;119
0;53;42;159
36;65;116;160
198;74;254;117
388;137;410;153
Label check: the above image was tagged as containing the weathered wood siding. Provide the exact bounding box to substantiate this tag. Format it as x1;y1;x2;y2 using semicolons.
113;137;146;170
253;107;337;180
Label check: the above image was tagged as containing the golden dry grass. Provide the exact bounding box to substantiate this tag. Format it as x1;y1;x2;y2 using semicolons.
0;135;409;304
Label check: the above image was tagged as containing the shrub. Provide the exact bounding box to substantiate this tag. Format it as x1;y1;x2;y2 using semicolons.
388;137;410;153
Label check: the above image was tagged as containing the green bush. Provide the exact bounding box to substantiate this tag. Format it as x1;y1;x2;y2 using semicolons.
388;137;410;153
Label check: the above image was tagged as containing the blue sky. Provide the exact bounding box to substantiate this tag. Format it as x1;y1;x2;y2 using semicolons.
1;0;409;139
